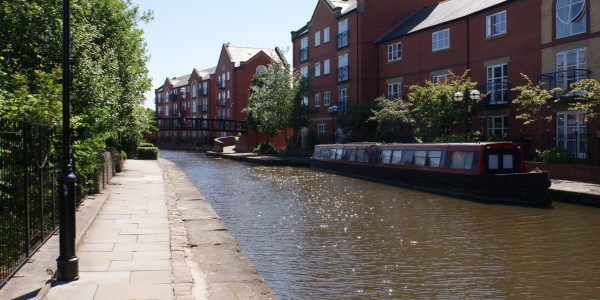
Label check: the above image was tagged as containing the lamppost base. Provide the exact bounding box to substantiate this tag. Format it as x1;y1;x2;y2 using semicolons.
56;256;79;281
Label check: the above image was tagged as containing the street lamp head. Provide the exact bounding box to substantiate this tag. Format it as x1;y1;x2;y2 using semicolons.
453;92;464;102
470;89;481;100
328;105;339;114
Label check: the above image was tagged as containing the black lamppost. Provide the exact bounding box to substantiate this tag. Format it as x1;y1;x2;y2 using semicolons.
57;0;79;281
453;89;481;141
328;105;338;144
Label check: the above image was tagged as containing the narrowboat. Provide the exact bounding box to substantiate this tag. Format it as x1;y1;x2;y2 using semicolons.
311;142;552;207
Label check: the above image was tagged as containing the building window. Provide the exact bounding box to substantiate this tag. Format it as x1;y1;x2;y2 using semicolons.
315;93;321;107
387;82;401;100
487;115;507;137
432;29;450;52
256;65;267;75
299;37;309;62
315;62;321;77
337;19;349;48
318;123;327;141
556;48;587;90
192;83;197;97
486;64;508;104
387;43;402;62
324;91;330;106
486;11;506;38
432;74;450;84
556;0;586;39
227;72;230;81
324;59;330;75
301;65;309;78
337;53;349;82
324;27;330;43
556;111;587;159
192;100;197;113
338;88;348;115
315;31;321;47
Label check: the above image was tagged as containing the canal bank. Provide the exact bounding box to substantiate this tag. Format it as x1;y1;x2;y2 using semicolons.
0;159;277;300
208;151;600;207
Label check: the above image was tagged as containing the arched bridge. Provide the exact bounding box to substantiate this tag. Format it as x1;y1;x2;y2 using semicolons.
155;117;247;133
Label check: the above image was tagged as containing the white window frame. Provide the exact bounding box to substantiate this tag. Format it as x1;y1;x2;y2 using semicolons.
315;93;321;107
556;110;587;159
324;91;331;106
486;11;507;38
338;88;348;115
432;28;450;52
315;31;321;47
556;0;586;39
300;36;308;49
315;62;321;77
301;65;309;78
487;115;508;137
486;63;508;104
387;42;402;62
192;83;197;97
387;82;402;100
432;74;450;84
324;59;330;75
556;47;587;90
318;123;326;140
324;27;330;43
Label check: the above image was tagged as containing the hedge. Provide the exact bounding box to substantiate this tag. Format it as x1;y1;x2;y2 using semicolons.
137;146;158;160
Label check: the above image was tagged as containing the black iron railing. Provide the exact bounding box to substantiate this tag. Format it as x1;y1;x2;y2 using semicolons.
478;82;511;106
337;30;349;49
537;69;591;91
299;48;308;62
1;120;58;288
337;65;349;82
155;117;247;132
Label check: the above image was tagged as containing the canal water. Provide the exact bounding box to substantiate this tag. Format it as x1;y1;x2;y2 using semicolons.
160;150;600;299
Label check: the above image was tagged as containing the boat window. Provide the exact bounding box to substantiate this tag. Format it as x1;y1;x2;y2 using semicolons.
341;148;350;160
347;148;357;161
427;151;442;167
449;151;475;169
356;149;367;162
380;150;392;164
413;151;427;166
400;151;414;165
488;154;499;169
503;154;513;169
321;149;331;159
391;150;403;164
314;149;321;158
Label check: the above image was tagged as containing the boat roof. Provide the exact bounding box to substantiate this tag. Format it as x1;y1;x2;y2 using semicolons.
317;142;517;147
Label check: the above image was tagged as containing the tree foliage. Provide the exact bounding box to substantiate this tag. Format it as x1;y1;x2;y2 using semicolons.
0;0;153;185
368;96;414;142
337;101;377;142
408;71;478;141
567;79;600;121
511;73;555;127
246;60;303;146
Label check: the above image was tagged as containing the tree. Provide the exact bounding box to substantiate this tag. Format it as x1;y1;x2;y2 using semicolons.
408;71;478;141
567;79;600;121
368;96;414;142
246;60;303;147
511;73;555;130
337;102;377;142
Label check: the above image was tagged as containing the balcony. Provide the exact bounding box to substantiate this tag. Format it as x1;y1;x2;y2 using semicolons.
337;30;349;49
198;105;208;113
198;87;207;96
216;80;226;89
337;65;349;82
478;82;511;107
537;69;591;91
216;98;226;107
154;98;162;104
299;47;308;62
168;94;178;102
169;110;179;117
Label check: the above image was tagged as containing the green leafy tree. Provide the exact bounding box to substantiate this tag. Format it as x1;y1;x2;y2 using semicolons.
368;96;414;142
511;73;555;128
408;71;478;141
246;60;303;147
566;79;600;121
337;102;377;142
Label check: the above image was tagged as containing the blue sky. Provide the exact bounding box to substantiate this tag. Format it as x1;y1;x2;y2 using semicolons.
129;0;317;109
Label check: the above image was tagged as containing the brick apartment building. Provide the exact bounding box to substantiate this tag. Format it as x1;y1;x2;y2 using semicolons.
293;0;599;160
154;43;287;151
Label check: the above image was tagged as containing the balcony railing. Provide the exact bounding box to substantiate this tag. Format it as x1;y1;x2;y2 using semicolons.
216;80;226;89
299;47;308;62
169;110;179;117
478;82;511;106
337;30;349;49
168;94;178;102
198;87;207;96
216;98;226;107
337;65;349;82
537;69;591;91
155;98;162;104
198;105;208;113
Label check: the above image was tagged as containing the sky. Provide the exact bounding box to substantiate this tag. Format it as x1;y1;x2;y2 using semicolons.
129;0;318;109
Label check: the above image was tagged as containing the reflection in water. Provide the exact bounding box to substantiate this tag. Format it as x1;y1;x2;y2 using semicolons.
162;150;600;299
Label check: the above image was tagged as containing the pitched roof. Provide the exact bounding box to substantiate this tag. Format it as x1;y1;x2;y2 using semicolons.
170;74;191;88
292;0;357;40
196;66;217;80
225;44;284;67
375;0;507;44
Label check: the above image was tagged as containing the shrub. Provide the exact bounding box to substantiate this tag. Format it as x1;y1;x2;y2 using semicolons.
137;146;158;160
537;148;574;164
253;142;276;154
120;150;127;160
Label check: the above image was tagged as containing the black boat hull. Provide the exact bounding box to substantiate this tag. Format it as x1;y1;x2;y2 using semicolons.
311;159;552;207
